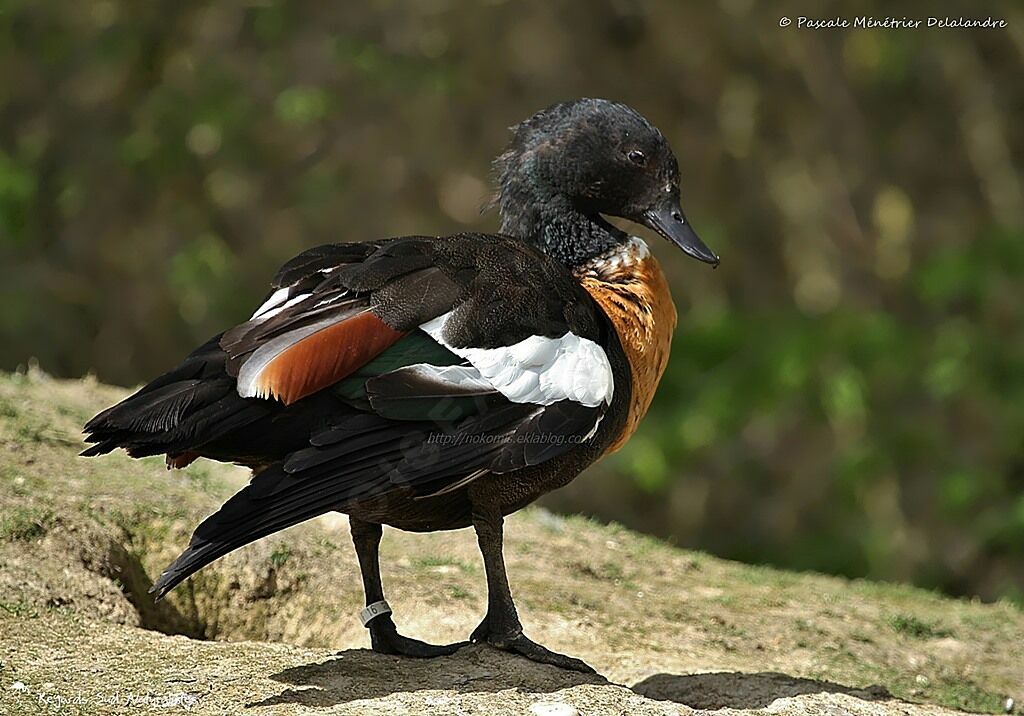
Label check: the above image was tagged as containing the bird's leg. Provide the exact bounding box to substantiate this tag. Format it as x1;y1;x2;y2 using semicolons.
349;516;463;658
469;503;595;673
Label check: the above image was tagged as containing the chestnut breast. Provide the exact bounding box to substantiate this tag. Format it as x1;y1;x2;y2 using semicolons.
575;237;677;453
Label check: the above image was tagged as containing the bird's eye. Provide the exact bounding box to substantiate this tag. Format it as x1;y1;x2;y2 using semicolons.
626;149;646;166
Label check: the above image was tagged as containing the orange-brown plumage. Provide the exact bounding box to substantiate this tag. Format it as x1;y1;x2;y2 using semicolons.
256;312;406;405
577;239;677;453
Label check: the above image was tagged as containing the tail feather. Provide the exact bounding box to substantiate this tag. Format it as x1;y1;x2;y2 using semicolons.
150;415;432;598
84;334;223;433
86;380;219;435
81;333;271;459
150;461;392;599
80;439;118;457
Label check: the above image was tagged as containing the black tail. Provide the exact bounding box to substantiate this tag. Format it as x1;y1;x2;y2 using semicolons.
149;415;416;598
82;334;270;459
147;466;370;599
147;404;536;598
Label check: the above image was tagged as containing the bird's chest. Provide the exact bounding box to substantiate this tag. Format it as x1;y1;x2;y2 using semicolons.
576;238;677;453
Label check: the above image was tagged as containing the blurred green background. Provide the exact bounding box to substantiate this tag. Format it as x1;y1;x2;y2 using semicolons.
2;1;1022;602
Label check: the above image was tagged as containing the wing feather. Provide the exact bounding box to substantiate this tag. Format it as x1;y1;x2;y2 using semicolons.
236;310;406;405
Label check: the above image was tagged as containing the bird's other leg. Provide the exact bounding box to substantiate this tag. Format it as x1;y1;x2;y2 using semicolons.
468;501;595;673
349;516;463;658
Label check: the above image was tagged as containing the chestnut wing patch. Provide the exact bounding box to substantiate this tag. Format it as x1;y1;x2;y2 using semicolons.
236;310;406;405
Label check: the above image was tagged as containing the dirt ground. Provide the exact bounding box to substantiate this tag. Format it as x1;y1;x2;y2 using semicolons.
1;370;1021;715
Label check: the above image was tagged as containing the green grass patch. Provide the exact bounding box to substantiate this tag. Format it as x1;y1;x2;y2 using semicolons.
929;679;1007;713
446;584;473;600
413;556;477;573
888;613;953;639
0;395;19;419
0;505;55;541
572;560;625;582
270;543;292;568
0;600;39;617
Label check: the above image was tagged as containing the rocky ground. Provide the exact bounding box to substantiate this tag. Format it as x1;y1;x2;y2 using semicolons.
1;370;1021;715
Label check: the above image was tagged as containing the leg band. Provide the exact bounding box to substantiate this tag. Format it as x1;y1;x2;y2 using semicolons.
359;599;392;627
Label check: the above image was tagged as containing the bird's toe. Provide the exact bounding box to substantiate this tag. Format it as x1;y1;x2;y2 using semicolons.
487;632;597;673
369;617;467;658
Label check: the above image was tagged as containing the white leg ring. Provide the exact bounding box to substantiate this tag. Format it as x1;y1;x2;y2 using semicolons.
360;600;392;627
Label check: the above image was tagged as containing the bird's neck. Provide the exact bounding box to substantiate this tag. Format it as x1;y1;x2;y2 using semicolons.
497;186;628;269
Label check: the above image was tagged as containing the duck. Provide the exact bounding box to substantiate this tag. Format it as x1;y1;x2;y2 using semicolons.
82;98;719;673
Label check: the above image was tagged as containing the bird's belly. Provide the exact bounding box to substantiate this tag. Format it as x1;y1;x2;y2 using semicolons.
343;488;472;532
343;435;614;530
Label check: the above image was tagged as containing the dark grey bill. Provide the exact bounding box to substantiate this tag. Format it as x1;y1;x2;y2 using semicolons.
642;205;720;266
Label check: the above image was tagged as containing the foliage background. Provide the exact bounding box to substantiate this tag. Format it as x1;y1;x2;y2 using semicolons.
1;1;1021;601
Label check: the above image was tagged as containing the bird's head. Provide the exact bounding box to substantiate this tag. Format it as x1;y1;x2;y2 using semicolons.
492;98;719;267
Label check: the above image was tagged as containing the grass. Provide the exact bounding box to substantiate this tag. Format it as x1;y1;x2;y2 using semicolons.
270;543;293;568
935;680;1007;714
0;600;39;618
446;584;474;600
888;613;954;639
412;556;478;573
0;505;55;542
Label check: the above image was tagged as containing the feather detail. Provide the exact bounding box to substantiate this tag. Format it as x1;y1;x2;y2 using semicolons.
575;237;676;453
237;311;406;405
250;287;292;319
365;363;500;421
420;313;614;407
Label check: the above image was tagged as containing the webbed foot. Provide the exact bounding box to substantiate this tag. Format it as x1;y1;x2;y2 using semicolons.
470;614;595;673
369;615;466;658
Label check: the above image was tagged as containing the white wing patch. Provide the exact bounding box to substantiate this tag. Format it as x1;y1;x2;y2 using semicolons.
420;313;614;408
250;288;312;321
251;287;291;319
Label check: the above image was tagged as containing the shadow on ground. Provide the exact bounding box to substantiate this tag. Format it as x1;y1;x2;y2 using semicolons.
249;645;606;708
633;671;890;709
249;646;890;711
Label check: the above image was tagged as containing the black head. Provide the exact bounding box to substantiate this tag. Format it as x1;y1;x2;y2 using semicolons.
492;98;718;266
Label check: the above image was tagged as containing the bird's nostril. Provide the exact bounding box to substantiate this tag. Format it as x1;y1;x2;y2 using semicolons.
671;211;683;222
